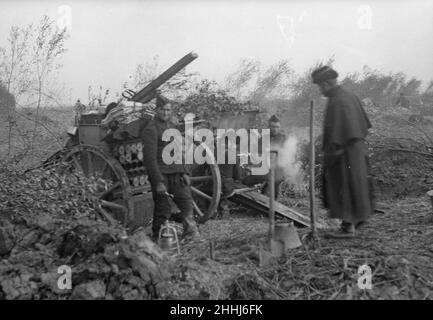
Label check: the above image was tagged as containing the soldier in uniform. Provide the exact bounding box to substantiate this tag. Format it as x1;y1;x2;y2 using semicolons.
242;114;288;199
140;95;199;241
74;99;85;125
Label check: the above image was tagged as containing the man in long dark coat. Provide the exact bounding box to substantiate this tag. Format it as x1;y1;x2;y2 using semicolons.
312;66;374;237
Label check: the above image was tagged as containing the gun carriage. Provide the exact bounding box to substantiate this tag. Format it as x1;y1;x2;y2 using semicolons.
37;53;223;231
38;52;316;232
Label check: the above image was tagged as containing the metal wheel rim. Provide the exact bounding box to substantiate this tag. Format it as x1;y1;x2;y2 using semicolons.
60;144;132;225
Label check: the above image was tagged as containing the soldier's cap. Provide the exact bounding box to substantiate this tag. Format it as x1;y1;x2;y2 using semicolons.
269;115;280;123
311;66;338;84
156;94;170;108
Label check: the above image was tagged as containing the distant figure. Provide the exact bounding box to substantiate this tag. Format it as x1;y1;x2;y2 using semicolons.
268;114;287;146
74;99;86;124
74;99;85;114
396;92;410;108
242;114;287;199
312;66;374;238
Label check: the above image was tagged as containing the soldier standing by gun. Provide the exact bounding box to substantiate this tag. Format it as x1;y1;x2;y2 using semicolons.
140;95;199;242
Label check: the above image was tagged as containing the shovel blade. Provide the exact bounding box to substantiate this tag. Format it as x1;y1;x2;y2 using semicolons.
258;240;284;267
259;246;274;267
274;223;302;250
269;238;284;257
285;224;302;249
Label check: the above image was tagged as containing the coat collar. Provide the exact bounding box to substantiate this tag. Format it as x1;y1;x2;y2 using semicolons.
324;85;342;98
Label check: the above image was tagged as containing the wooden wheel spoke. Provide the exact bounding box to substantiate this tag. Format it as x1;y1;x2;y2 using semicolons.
192;200;204;217
188;145;222;223
86;151;94;176
60;146;133;226
97;181;121;199
97;205;117;226
100;199;127;212
91;156;106;179
191;186;212;202
190;175;213;183
71;154;83;173
100;162;109;178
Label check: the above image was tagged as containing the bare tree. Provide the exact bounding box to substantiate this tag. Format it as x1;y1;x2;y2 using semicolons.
250;59;294;103
0;25;32;155
225;58;260;99
224;58;295;103
29;15;68;160
0;25;33;100
0;15;69;161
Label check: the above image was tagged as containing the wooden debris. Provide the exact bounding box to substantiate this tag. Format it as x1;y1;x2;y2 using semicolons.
229;189;325;228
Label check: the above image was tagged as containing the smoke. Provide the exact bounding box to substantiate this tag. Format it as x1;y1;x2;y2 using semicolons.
273;135;302;184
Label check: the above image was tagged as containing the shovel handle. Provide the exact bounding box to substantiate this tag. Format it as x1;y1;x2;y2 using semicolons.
269;150;278;240
309;100;316;235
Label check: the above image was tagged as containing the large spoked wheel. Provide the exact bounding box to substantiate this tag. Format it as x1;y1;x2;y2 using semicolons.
59;144;132;226
188;142;221;223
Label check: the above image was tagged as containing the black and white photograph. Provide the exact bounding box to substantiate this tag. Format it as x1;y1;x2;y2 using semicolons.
0;0;433;303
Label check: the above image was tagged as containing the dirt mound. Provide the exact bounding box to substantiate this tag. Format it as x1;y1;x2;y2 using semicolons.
371;150;433;198
0;166;168;300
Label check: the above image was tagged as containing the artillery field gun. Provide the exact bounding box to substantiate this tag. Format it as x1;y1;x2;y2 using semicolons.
38;52;223;232
36;52;318;235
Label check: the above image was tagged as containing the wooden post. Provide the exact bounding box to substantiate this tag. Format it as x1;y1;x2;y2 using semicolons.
309;100;316;237
269;151;278;241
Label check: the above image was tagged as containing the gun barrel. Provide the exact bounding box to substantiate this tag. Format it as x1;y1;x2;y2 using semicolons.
131;52;198;103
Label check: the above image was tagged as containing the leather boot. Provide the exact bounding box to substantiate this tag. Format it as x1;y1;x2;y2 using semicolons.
324;221;355;239
341;221;355;233
182;215;199;241
151;218;167;243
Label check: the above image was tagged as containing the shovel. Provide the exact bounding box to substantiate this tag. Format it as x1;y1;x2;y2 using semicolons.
268;150;279;256
305;100;320;247
259;151;301;266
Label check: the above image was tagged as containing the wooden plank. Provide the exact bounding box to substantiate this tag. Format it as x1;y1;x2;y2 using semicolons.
229;190;325;229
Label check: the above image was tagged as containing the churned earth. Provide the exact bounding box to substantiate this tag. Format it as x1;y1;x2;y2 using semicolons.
1;165;433;300
162;196;433;300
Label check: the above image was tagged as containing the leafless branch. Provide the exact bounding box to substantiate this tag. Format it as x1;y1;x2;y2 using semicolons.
14;107;63;148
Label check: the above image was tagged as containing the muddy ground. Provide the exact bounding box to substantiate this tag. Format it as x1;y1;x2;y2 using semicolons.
1;166;433;300
162;196;433;300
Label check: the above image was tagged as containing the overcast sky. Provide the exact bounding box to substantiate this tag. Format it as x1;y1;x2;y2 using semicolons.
1;0;433;102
